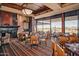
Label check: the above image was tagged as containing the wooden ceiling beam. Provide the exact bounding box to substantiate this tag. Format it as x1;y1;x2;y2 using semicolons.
33;5;52;14
59;3;74;8
0;3;2;8
34;9;52;16
2;3;24;10
21;3;25;7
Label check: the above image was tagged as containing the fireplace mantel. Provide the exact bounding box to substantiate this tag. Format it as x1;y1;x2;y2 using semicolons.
0;26;20;38
0;26;20;28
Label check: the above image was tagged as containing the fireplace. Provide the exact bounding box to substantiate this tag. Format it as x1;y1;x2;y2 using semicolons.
2;33;6;37
0;26;19;38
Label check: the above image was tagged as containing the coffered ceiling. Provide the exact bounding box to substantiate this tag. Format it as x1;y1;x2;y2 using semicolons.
0;3;79;19
1;3;52;16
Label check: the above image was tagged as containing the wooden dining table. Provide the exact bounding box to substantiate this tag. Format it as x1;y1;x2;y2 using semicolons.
65;43;79;56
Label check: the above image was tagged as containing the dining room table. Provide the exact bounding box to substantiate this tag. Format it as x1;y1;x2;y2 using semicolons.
65;42;79;56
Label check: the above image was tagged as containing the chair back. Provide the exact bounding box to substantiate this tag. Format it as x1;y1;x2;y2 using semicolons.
69;36;78;43
51;40;65;56
30;36;39;44
55;44;65;56
51;40;56;55
59;36;68;46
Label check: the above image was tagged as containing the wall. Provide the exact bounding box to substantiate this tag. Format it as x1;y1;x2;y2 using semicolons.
0;11;18;38
17;14;26;33
0;11;13;25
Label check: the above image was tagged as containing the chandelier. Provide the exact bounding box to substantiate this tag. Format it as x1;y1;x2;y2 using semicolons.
22;9;33;15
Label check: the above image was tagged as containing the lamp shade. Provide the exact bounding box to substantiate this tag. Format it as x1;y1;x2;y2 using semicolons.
22;9;33;15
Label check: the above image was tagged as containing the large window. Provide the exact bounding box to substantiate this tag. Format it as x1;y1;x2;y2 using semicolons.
42;20;50;32
37;20;43;32
65;16;78;34
37;20;50;33
51;18;62;33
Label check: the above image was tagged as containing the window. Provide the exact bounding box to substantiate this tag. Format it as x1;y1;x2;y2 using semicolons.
65;16;78;34
42;20;50;33
37;20;50;33
37;20;43;32
51;18;62;33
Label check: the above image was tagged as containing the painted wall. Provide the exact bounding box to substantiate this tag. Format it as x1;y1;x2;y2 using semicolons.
0;12;13;25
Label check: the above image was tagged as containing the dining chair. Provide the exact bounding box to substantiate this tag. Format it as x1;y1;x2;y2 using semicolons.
55;44;65;56
69;36;78;43
30;36;39;48
59;36;68;47
51;40;65;56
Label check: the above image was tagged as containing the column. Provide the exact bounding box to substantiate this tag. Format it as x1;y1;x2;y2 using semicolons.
62;13;65;33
